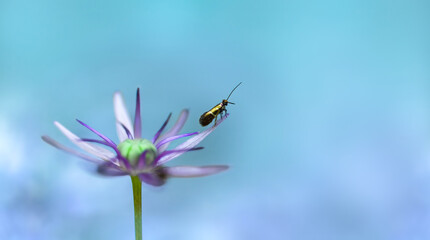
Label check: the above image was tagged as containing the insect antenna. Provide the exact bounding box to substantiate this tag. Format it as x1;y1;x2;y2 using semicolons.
226;82;242;101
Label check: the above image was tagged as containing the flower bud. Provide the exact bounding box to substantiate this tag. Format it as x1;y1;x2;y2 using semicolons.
117;139;157;166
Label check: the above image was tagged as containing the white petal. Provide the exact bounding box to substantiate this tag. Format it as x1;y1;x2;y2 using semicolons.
42;136;104;164
156;115;227;165
54;121;116;161
156;109;189;152
113;91;134;141
164;165;229;178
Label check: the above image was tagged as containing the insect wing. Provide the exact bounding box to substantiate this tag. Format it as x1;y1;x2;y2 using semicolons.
199;111;215;126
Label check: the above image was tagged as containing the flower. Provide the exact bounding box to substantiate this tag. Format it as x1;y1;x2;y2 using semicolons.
42;88;228;186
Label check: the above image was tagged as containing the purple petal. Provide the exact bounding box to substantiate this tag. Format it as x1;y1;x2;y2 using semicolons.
138;173;166;186
121;123;133;139
97;162;128;176
42;136;105;164
152;113;172;143
156;109;189;152
78;139;131;171
80;138;122;157
136;150;148;169
76;123;129;168
134;88;142;138
164;165;229;178
156;114;228;165
80;138;116;148
154;147;203;166
54;121;116;161
155;132;198;149
76;119;117;146
114;91;134;141
118;155;132;172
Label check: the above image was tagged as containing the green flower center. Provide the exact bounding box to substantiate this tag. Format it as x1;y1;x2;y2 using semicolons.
117;139;157;166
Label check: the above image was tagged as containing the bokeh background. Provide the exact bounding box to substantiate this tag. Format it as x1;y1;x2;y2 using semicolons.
1;0;430;239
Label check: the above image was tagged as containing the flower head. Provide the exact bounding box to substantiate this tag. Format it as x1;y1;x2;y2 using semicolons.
42;89;228;186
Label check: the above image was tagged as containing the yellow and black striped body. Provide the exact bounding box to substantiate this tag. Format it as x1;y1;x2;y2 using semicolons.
199;100;228;126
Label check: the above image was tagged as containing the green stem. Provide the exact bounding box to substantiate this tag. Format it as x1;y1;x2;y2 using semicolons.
131;176;142;240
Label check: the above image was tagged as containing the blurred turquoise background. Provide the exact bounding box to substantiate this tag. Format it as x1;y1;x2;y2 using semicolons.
1;0;430;239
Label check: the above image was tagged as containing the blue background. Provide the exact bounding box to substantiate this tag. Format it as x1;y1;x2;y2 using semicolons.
1;0;430;239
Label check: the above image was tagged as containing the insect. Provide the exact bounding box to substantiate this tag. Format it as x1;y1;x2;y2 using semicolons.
199;82;242;126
